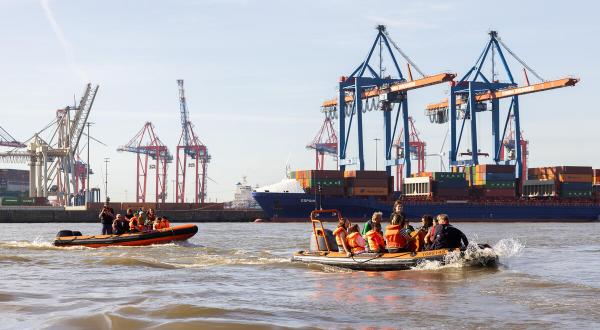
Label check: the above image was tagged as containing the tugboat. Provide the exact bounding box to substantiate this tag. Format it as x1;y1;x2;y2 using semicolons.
54;224;198;248
291;210;498;271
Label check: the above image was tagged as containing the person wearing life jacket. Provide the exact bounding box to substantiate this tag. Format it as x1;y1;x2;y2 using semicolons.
361;211;382;236
406;215;433;252
431;214;469;250
385;214;407;253
364;222;386;253
346;224;366;255
160;216;171;229
333;218;352;256
129;214;140;232
153;216;162;230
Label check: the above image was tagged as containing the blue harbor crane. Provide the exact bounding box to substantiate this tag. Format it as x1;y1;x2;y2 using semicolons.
425;30;579;180
321;25;455;177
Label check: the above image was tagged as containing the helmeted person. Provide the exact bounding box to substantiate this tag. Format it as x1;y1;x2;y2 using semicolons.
385;214;407;252
346;224;366;255
361;211;383;236
431;214;469;250
364;221;386;253
333;218;352;256
112;214;129;235
125;208;135;220
98;200;115;235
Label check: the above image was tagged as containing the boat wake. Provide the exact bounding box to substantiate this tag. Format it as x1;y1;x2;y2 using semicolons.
412;238;524;271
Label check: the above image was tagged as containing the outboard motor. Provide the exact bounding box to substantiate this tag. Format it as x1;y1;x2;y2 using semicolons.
56;230;74;238
309;228;338;252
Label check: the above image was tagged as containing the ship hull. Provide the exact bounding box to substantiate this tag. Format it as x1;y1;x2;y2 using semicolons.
252;192;600;222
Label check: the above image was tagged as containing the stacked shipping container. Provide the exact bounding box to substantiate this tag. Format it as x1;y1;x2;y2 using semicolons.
404;172;468;198
289;170;391;197
528;166;593;199
0;169;29;197
469;164;516;198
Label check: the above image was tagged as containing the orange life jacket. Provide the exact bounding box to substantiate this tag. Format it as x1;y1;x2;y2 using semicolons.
346;232;366;254
333;227;347;249
129;217;139;230
385;224;407;249
161;219;170;228
365;230;385;252
406;229;427;252
153;221;163;230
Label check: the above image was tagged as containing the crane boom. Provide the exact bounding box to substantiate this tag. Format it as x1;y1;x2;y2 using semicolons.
323;73;456;108
68;84;99;151
426;77;579;111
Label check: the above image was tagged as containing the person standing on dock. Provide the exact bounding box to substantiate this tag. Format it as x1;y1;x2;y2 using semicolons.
99;201;115;235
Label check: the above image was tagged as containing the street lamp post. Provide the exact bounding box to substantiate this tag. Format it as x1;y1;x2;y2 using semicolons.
374;138;381;170
104;157;110;201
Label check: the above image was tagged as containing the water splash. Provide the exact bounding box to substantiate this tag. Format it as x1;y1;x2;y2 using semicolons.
493;238;525;259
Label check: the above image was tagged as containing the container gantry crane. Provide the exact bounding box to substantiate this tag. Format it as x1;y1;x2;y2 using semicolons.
307;117;338;170
118;122;173;203
0;84;98;206
393;116;425;190
175;80;210;204
0;126;25;148
425;30;578;180
320;25;455;178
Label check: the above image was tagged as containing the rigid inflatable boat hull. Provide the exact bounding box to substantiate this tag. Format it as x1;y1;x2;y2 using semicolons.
54;224;198;248
292;247;497;271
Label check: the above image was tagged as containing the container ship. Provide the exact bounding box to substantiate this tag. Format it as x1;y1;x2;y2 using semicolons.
252;166;600;222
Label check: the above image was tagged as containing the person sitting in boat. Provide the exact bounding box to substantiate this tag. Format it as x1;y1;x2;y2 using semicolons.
405;215;433;252
147;209;156;225
431;214;469;250
385;214;408;253
333;218;352;256
125;208;135;220
153;216;162;230
424;217;439;250
361;211;383;236
129;211;145;233
391;200;405;220
112;214;129;235
364;222;386;253
160;216;171;228
346;224;366;255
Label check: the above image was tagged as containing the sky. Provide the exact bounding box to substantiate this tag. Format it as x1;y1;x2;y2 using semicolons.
0;0;597;203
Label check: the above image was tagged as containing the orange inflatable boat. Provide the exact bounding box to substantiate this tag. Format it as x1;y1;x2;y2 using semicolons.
53;224;198;248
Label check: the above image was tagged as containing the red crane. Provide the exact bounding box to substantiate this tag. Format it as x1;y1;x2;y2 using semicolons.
175;80;210;204
0;126;25;148
118;122;173;203
307;117;338;170
393;116;425;190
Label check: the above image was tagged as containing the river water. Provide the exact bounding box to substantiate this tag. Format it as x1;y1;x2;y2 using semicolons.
0;222;599;329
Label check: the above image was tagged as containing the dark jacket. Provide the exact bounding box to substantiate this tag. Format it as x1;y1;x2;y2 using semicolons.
99;207;115;224
431;224;469;250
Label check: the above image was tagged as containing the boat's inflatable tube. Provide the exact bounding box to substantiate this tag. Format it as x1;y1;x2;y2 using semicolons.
292;245;498;271
53;224;198;248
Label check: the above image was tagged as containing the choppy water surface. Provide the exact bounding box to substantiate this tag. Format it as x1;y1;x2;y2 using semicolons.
1;222;599;329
